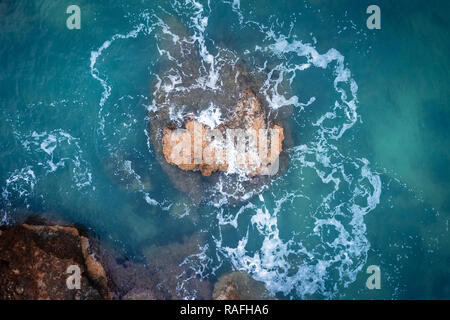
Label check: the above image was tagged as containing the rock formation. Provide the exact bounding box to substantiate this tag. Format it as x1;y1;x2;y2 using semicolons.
162;90;284;177
148;19;291;203
213;271;273;300
0;224;112;300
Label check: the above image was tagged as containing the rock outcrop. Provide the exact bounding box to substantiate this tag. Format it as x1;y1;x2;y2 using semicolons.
148;20;291;203
213;271;273;300
162;89;284;177
0;224;112;300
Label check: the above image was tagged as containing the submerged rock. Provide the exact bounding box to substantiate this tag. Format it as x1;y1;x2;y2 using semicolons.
0;224;112;300
142;232;212;299
213;271;273;300
123;288;157;300
91;242;165;300
162;89;284;177
168;193;198;222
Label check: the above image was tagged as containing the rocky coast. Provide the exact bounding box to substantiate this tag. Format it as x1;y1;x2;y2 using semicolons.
0;220;271;300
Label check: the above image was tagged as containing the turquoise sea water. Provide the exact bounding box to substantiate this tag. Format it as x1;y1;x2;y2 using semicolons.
0;0;449;299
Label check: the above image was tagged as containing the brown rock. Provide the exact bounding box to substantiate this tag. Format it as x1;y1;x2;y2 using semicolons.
80;236;111;299
213;272;273;300
0;224;112;300
214;282;240;300
162;90;284;177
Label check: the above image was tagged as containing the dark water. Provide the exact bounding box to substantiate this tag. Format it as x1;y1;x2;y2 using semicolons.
0;0;448;299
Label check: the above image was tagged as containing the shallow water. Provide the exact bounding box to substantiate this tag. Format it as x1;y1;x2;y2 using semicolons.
0;0;448;299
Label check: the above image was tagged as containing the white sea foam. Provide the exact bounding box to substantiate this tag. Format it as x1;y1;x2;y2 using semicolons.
183;0;221;90
215;150;381;298
6;130;94;198
90;19;156;137
197;103;223;129
122;159;161;206
90;24;148;108
176;242;216;299
4;166;36;199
